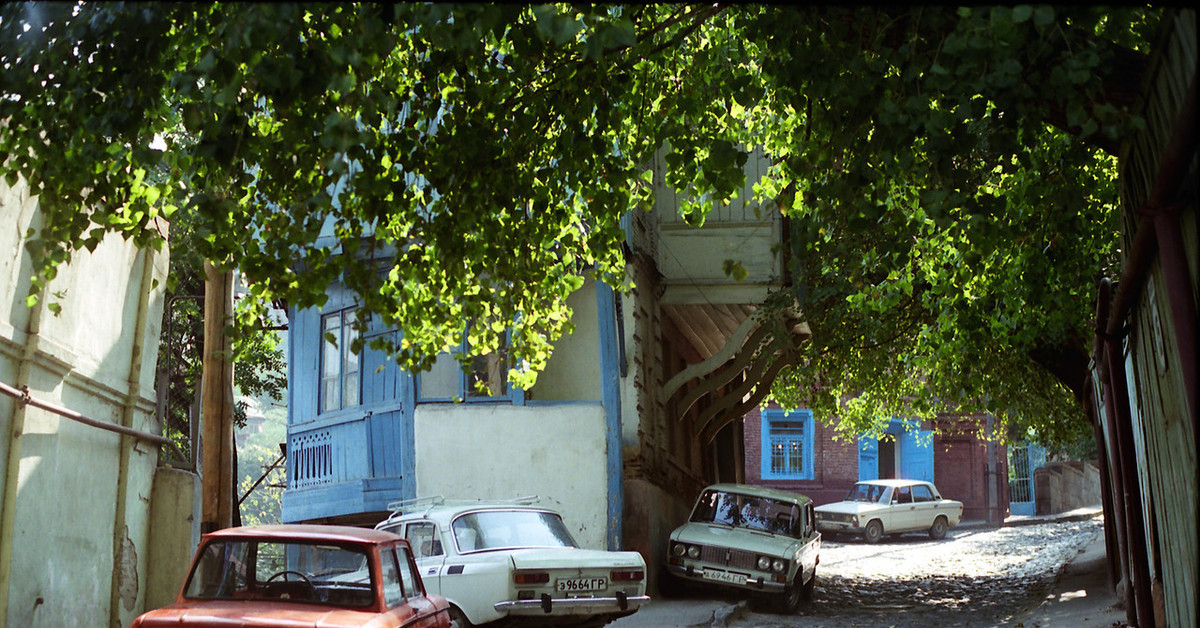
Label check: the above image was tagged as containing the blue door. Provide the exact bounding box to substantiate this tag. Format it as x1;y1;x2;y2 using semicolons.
859;420;934;482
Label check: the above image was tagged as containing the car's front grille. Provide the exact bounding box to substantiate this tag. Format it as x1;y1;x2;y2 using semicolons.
699;545;757;570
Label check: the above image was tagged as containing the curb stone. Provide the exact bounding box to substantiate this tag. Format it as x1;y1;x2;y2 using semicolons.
708;600;748;628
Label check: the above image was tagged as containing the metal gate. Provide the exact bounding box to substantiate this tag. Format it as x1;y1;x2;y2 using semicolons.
1007;444;1045;516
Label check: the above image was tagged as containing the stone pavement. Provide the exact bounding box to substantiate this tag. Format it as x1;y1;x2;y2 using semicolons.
613;507;1125;628
1014;513;1127;627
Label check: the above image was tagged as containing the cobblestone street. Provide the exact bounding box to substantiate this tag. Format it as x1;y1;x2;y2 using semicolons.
733;518;1104;627
616;517;1109;628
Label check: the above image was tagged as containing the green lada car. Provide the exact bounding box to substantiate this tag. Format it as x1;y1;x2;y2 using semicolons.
663;484;821;613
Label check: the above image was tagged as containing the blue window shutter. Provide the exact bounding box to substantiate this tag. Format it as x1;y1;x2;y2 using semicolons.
759;411;773;480
858;437;879;481
899;426;935;483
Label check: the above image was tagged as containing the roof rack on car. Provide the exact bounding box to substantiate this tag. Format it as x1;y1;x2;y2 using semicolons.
383;495;543;519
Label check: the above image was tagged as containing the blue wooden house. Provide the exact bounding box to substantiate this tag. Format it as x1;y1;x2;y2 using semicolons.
281;149;812;570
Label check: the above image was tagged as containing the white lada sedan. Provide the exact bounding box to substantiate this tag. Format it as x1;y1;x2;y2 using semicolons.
814;479;964;543
376;497;648;627
663;484;821;614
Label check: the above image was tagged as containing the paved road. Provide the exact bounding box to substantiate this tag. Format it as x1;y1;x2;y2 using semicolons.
612;518;1108;628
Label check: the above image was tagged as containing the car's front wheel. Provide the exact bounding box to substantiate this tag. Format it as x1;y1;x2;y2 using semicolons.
800;567;817;600
769;574;805;614
863;520;883;544
929;515;949;540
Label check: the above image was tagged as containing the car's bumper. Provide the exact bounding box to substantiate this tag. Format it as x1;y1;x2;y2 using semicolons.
816;521;863;534
495;592;650;616
665;563;790;593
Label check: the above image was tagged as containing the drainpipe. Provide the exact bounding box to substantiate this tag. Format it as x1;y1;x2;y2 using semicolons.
1101;332;1155;627
1094;279;1136;623
1087;388;1120;589
108;246;159;628
0;287;45;626
596;282;624;551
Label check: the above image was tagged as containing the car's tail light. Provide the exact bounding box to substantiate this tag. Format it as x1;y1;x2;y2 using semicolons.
611;569;644;582
513;571;550;585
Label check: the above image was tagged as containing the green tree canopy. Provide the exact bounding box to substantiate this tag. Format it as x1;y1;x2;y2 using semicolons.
0;4;1160;448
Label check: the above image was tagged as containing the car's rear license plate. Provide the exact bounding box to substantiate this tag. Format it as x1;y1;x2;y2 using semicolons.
556;577;607;592
702;569;748;585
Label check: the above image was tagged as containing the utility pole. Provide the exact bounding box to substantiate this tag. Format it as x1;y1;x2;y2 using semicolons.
985;414;999;526
200;262;236;532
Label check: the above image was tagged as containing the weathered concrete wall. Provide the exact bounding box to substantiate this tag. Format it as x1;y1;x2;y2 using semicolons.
624;477;693;595
144;467;200;610
529;278;602;402
1;175;172;627
1034;461;1102;516
413;403;609;549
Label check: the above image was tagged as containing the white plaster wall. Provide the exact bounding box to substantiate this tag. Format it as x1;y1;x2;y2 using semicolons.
650;147;783;299
1;176;170;627
530;280;601;402
414;403;609;549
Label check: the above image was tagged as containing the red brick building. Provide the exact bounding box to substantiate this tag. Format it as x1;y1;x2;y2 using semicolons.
743;406;1009;522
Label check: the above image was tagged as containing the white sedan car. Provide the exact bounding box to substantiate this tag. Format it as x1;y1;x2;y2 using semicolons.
814;479;963;543
375;497;648;627
664;484;821;614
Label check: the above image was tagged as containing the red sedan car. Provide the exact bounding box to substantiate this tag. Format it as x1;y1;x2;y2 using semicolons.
130;524;454;628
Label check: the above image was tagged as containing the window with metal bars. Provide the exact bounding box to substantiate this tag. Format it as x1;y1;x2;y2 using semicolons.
760;409;814;480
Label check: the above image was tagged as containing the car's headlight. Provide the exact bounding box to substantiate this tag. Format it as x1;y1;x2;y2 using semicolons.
687;545;701;559
772;558;788;573
757;556;771;570
672;543;687;557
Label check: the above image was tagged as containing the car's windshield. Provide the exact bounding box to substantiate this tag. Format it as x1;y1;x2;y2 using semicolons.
183;539;374;607
451;510;578;552
689;490;803;538
845;483;889;503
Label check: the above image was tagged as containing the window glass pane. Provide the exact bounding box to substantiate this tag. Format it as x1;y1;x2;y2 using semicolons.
381;549;405;608
342;372;358;408
768;434;804;476
183;541;251;598
405;522;442;558
344;313;360;371
688;490;804;538
467;351;507;398
321;378;340;413
451;511;577;551
420;352;460;399
184;540;373;607
765;413;809;478
322;316;340;378
397;546;420;599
